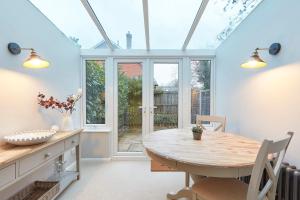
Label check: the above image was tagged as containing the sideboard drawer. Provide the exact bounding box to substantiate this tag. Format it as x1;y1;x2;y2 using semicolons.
19;142;64;176
0;164;16;188
64;134;79;150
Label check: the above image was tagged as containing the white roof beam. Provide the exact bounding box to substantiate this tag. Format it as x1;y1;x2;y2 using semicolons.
182;0;210;50
142;0;150;51
80;0;114;51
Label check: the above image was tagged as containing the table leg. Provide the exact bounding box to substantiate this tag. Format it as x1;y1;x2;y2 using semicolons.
167;187;193;200
166;173;206;200
185;172;190;187
167;172;193;200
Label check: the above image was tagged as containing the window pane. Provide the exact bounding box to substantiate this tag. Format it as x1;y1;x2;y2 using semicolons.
149;0;201;49
154;63;178;130
86;60;105;124
118;63;143;152
89;0;145;49
30;0;103;49
191;60;211;124
188;0;263;49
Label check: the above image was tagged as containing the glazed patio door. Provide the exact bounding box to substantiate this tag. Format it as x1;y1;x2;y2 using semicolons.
114;59;148;155
114;59;182;156
150;60;182;133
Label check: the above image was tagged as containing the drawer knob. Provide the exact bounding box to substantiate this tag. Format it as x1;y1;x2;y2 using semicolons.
71;140;76;144
44;153;51;158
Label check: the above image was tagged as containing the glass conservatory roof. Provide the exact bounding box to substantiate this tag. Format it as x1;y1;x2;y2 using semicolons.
29;0;263;50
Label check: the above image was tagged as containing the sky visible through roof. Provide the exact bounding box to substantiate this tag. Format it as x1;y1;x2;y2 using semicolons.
29;0;263;49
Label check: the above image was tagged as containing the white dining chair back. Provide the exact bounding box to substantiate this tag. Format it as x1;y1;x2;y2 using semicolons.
247;132;294;200
196;115;226;132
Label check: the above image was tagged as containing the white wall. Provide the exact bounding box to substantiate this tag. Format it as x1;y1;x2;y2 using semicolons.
0;0;81;137
216;0;300;166
81;132;111;158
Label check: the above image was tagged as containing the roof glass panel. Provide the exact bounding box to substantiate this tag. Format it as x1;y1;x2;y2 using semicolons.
30;0;263;50
188;0;264;49
29;0;102;49
148;0;202;49
88;0;145;49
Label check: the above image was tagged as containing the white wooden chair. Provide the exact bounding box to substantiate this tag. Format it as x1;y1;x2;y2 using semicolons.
196;115;226;132
190;115;227;183
192;132;294;200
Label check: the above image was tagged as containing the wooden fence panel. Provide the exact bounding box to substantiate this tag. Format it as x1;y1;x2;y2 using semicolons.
119;90;210;129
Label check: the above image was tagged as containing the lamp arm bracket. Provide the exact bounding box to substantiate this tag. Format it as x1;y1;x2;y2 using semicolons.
7;43;35;55
21;48;35;51
256;43;281;55
256;47;269;51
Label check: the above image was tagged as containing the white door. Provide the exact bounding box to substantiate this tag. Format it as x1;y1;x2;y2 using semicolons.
149;59;183;133
113;59;149;156
113;58;183;156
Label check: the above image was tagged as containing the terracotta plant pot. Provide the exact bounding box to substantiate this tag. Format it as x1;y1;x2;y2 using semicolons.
193;132;202;140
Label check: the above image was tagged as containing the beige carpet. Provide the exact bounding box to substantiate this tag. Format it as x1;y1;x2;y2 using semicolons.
58;160;187;200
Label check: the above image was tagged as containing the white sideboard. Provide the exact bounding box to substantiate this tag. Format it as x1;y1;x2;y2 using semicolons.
0;129;82;198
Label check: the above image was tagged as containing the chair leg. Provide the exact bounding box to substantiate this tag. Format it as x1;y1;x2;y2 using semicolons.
266;189;276;200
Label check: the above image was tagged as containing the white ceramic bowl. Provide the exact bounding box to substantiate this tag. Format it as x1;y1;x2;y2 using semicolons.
4;130;56;146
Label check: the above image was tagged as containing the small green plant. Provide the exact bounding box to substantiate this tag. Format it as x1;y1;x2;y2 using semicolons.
192;126;203;140
192;126;203;133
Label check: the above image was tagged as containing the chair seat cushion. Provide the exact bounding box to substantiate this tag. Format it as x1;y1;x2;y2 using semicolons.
192;178;248;200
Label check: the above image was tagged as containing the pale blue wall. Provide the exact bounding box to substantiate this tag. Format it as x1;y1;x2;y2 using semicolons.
0;0;81;136
216;0;300;166
0;1;81;197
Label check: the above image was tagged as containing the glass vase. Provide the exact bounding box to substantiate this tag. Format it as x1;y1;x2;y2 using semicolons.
60;112;73;131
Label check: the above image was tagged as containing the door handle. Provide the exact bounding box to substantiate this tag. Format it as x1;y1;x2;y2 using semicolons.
138;106;146;113
150;106;158;114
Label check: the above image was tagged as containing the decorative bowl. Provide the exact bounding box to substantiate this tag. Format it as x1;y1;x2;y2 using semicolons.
4;130;56;146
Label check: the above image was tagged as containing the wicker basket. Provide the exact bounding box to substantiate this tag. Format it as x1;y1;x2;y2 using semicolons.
8;181;59;200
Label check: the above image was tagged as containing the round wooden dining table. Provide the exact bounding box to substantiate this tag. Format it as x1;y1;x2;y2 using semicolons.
143;129;261;200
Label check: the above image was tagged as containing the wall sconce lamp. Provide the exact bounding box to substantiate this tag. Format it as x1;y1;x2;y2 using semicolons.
7;42;50;69
241;43;281;69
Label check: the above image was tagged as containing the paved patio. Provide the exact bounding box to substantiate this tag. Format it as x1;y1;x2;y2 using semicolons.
118;129;143;152
118;126;176;152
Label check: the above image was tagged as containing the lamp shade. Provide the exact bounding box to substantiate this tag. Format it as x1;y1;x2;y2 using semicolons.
23;50;50;68
241;51;267;69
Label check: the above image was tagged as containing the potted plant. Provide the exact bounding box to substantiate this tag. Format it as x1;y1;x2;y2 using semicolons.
192;126;203;140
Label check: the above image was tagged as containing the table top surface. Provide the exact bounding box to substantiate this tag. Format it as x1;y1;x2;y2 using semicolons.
143;129;261;168
0;129;82;167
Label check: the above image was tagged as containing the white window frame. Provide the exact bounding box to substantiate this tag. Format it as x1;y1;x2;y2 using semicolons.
81;50;216;158
186;57;216;126
82;57;111;131
149;58;183;132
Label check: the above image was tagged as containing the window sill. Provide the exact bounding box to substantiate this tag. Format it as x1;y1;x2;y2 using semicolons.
83;127;112;133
